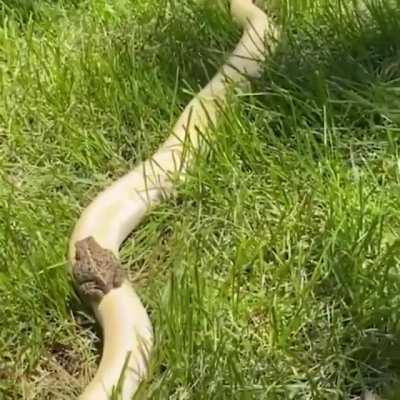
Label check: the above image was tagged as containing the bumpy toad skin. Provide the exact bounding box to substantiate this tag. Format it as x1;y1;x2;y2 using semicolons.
73;236;125;302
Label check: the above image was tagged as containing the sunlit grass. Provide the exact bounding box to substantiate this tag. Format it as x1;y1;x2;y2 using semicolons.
1;0;400;399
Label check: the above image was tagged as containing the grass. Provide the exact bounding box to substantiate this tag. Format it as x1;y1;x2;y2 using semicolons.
1;0;400;398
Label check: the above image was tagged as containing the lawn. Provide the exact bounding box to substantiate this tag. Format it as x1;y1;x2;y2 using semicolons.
1;0;400;399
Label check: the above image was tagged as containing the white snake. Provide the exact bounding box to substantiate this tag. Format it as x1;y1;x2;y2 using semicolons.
68;1;278;399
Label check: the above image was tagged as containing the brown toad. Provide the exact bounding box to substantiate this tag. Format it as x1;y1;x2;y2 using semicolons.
73;236;125;302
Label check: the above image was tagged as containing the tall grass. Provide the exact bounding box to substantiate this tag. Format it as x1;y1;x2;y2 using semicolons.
0;0;400;398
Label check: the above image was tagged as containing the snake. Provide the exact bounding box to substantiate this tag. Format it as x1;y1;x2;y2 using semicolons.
68;1;278;399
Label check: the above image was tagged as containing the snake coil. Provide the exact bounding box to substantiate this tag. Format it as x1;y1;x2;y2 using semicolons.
69;1;279;398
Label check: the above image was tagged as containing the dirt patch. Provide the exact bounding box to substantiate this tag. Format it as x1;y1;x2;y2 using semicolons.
20;335;97;400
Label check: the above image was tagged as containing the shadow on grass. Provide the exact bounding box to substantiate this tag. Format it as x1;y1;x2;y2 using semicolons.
257;0;400;139
253;1;400;397
0;0;83;23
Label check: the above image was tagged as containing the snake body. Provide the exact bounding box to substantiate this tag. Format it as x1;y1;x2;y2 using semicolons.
68;1;278;399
